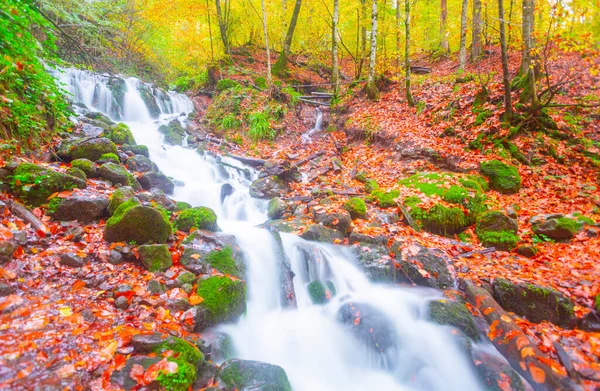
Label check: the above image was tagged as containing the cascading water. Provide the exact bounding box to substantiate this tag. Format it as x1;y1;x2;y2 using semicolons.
301;108;323;144
53;68;487;391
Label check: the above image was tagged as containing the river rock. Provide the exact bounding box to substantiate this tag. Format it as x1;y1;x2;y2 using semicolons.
138;244;172;272
52;194;109;223
10;163;87;206
104;123;136;145
99;162;141;189
121;144;150;158
267;197;288;220
0;240;17;264
66;167;87;181
104;199;172;244
530;214;582;241
71;158;98;178
348;232;388;246
492;278;575;327
307;280;336;305
175;207;219;232
398;244;453;289
249;176;288;199
108;186;135;216
131;333;204;363
428;300;479;340
126;155;154;173
220;183;235;203
300;225;344;243
216;359;292;391
353;243;402;284
473;349;526;391
158;119;187;146
62;137;118;162
59;253;87;268
475;210;519;251
138;171;175;194
312;207;352;235
180;230;244;277
193;275;246;331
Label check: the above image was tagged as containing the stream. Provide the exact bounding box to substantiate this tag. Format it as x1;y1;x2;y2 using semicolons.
53;68;487;391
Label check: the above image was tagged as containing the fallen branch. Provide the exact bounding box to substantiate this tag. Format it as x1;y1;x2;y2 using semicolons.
8;200;47;236
299;98;331;107
307;166;331;182
226;154;266;168
453;247;496;258
399;205;421;232
292;151;326;168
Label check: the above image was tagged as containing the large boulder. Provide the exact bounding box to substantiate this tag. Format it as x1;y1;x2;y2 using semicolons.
249;176;288;199
138;171;175;194
312;207;352;235
398;173;487;236
216;359;292;391
428;299;479;340
492;278;575;328
397;244;453;289
175;207;219;232
300;225;344;243
99;163;141;189
475;210;519;251
193;275;246;331
107;186;135;216
52;193;109;223
61;137;118;162
138;244;173;272
530;214;583;241
179;230;244;277
104;123;136;145
480;160;522;194
104;199;172;244
10;163;87;206
126;155;154;173
267;198;288;220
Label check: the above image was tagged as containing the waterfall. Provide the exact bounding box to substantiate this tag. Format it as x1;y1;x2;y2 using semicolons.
53;68;487;391
301;108;323;144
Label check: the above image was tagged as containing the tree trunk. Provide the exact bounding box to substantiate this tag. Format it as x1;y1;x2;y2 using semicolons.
440;0;449;52
405;0;414;106
206;0;215;60
261;0;272;89
366;0;379;100
215;0;229;54
471;0;482;59
396;0;401;69
458;0;468;70
273;0;302;75
520;0;534;75
498;0;512;120
332;0;340;96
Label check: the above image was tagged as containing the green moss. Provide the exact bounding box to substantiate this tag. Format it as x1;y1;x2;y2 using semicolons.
46;197;62;215
219;360;292;391
99;153;120;163
572;213;595;226
254;76;267;89
344;197;367;219
307;280;336;305
216;78;241;92
355;171;368;183
66;167;87;181
371;190;400;208
105;199;172;244
11;163;85;206
595;294;600;313
156;357;197;391
175;207;218;232
71;158;96;177
429;300;479;340
205;247;242;277
175;201;192;212
138;244;173;272
153;337;204;364
555;217;582;234
477;230;519;251
196;276;246;325
364;179;380;193
107;186;135;216
474;109;493;126
105;123;136;145
480;160;522;194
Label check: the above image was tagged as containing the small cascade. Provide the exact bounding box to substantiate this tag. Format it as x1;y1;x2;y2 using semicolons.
301;108;323;143
53;67;487;391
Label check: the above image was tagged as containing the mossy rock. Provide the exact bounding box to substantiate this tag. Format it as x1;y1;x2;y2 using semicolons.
105;123;136;145
121;144;150;158
300;225;344;243
156;358;197;391
480;160;521;194
52;194;109;223
104;199;172;244
175;207;218;232
217;359;292;391
175;201;192;212
267;198;288;220
99;163;141;189
249;176;288;199
138;244;173;272
476;210;519;251
10;163;87;207
531;215;582;241
108;186;135;216
313;209;352;234
307;280;336;305
344;197;367;219
71;158;98;178
369;189;400;208
477;230;519;251
354;171;368;183
110;356;161;390
399;172;487;236
364;179;380;193
138;171;175;194
492;278;575;327
98;153;120;164
429;300;479;340
66;167;87;181
194;275;246;330
68;138;118;162
126;155;154;173
216;79;241;92
204;247;244;277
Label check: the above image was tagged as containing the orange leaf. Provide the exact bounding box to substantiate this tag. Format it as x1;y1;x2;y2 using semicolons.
189;293;204;306
528;363;546;384
521;347;535;359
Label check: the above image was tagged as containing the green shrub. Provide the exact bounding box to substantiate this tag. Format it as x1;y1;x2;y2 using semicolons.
248;111;275;141
216;78;241;92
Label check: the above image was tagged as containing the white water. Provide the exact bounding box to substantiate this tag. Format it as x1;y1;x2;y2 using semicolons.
54;68;484;391
301;108;323;144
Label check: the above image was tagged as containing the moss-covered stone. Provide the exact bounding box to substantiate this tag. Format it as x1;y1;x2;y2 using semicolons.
344;197;367;219
175;201;192;212
147;279;166;295
195;276;246;329
249;176;288;199
364;179;380;193
267;198;288;220
99;162;140;189
71;158;97;178
156;358;197;391
217;359;292;391
480;160;522;194
307;280;336;305
354;171;368;183
531;215;582;240
492;278;575;327
126;155;154;173
300;224;345;243
66;167;87;181
104;199;172;244
370;189;400;208
68;138;118;162
476;210;519;251
105;123;136;145
10;163;87;206
138;244;173;272
175;207;218;232
108;186;135;216
429;300;479;340
477;230;519;251
205;247;243;277
138;171;175;194
121;144;150;158
98;153;120;164
177;271;196;286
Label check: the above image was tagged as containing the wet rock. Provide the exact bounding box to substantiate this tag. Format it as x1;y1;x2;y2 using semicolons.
52;194;109;223
263;218;303;234
175;206;218;232
216;359;292;391
110;356;161;390
473;350;526;391
578;311;600;332
177;271;196;286
61;137;118;162
99;162;141;189
104;199;172;244
139;188;177;211
397;244;453;289
104;123;136;145
126;155;154;172
138;171;175;194
114;296;129;310
193;275;246;331
220;183;235;203
10;230;28;246
313;208;352;235
107;186;135;216
147;279;167;295
267;197;288;220
131;333;204;364
180;231;244;277
307;280;336;305
343;197;367;219
475;210;519;251
0;240;17;264
300;225;344;243
516;245;538;258
0;282;13;297
59;253;87;268
348;232;388;246
428;300;479;340
492;278;575;327
194;360;219;390
66;167;87;180
108;250;124;265
10;163;87;207
120;144;149;158
480;159;522;194
71;158;98;179
158;119;187;146
138;244;173;272
249;176;288;199
353;244;401;284
530;214;582;241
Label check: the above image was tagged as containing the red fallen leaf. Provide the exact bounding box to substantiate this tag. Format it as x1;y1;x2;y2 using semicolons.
32;208;42;218
12;246;25;259
16;62;23;71
114;354;127;371
129;364;146;385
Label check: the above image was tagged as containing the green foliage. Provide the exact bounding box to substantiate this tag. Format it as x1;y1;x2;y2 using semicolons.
370;190;400;208
364;179;380;193
99;153;119;163
216;78;241;92
46;197;62;215
0;0;71;143
254;76;267;89
174;207;218;232
282;87;302;106
343;197;367;219
153;337;204;365
473;109;493;126
248;111;275;141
